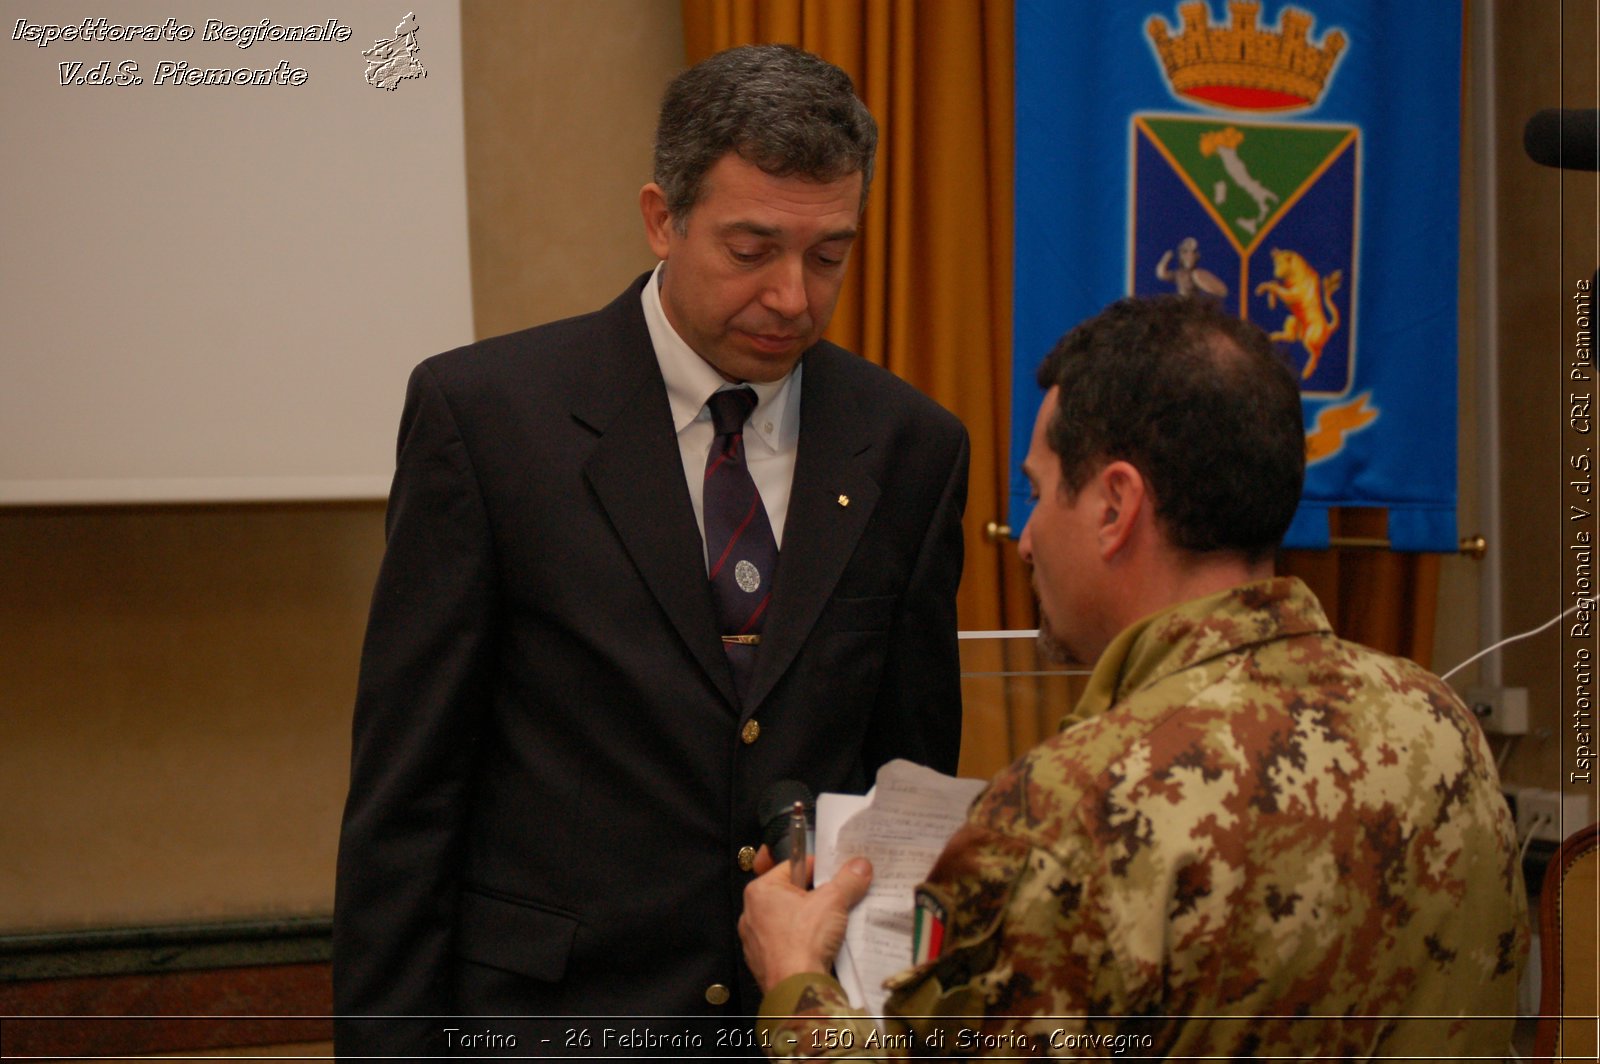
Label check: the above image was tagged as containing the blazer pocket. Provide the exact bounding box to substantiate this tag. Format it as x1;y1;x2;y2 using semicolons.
829;593;897;634
454;888;579;983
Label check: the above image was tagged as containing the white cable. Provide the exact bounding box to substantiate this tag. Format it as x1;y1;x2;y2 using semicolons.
1518;813;1552;864
1440;602;1587;682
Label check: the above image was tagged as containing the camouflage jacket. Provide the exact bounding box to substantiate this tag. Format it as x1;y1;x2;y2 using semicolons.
760;578;1528;1059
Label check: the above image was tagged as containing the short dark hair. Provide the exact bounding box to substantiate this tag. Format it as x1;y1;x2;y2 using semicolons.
1034;295;1305;562
653;44;877;228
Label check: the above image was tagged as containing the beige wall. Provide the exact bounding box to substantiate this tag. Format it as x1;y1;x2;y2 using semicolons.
1;505;379;929
462;0;685;338
2;1;1591;935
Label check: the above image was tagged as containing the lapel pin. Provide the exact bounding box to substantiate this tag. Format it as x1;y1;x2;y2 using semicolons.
837;494;850;507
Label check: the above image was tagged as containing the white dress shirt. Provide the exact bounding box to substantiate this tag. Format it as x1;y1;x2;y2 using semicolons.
641;263;801;566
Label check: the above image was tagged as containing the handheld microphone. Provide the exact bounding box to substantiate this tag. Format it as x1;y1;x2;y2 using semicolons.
757;779;814;862
1523;108;1600;171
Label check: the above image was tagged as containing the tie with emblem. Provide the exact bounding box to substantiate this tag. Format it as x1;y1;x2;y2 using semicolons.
703;387;778;702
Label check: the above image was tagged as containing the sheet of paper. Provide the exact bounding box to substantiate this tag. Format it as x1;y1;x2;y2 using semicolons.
814;759;988;1017
814;789;871;1007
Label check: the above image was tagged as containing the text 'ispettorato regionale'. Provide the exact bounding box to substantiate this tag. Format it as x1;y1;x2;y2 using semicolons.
13;17;354;87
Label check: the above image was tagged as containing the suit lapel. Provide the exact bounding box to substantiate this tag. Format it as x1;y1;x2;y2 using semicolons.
744;346;880;713
577;281;738;711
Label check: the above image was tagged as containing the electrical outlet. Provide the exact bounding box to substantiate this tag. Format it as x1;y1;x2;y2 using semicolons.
1514;787;1590;843
1467;686;1529;735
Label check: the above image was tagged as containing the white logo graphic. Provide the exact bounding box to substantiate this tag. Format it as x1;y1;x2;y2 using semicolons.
364;12;425;90
734;560;761;594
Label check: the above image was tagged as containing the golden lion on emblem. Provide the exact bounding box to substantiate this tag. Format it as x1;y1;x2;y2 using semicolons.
1255;248;1343;380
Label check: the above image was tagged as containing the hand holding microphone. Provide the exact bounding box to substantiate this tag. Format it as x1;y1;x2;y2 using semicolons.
742;778;873;992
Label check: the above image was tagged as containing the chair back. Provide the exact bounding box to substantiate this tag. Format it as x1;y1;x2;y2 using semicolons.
1534;820;1599;1061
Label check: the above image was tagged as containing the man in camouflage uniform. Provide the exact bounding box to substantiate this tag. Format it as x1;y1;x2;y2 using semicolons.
739;295;1528;1058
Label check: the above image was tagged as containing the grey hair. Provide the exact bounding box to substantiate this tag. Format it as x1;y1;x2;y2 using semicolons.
653;44;878;230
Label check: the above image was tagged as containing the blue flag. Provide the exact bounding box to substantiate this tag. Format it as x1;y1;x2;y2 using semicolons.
1013;0;1461;551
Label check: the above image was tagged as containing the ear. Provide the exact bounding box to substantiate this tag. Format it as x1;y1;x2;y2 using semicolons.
639;183;674;259
1094;460;1147;560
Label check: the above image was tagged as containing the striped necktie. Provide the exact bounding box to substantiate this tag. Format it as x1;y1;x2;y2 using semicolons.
703;386;778;701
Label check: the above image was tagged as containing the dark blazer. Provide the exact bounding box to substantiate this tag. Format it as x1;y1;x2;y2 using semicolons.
333;275;968;1054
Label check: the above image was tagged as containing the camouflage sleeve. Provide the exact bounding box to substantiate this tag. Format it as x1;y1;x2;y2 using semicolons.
869;819;1149;1057
757;973;910;1059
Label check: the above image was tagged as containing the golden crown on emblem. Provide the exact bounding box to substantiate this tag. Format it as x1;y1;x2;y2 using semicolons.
1147;1;1347;112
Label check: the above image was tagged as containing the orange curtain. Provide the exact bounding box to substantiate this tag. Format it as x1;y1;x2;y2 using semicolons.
682;0;1032;638
1280;511;1443;668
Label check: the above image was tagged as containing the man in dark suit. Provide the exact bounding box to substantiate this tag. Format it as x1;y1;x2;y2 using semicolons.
333;44;968;1055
